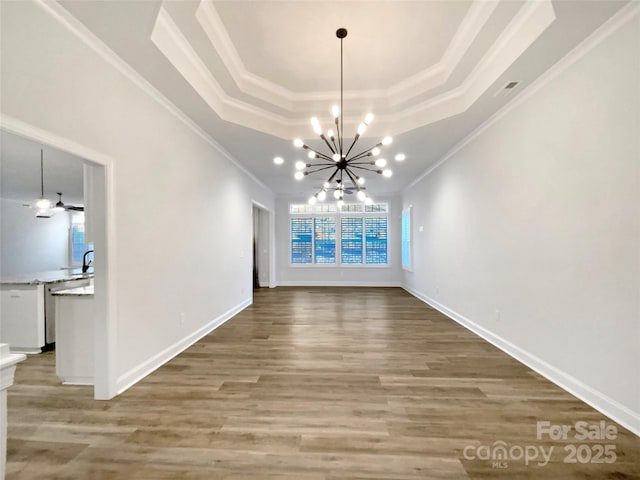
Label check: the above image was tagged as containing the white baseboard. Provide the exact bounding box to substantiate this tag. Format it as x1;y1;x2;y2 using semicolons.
9;348;42;355
402;285;640;438
116;298;252;395
61;378;93;386
276;281;401;287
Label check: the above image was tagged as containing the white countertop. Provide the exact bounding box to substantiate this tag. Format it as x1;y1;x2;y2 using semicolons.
52;285;94;297
0;269;94;285
0;343;26;371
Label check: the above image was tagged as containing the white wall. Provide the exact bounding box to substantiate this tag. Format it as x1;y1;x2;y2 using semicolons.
276;196;403;286
0;1;274;395
0;198;70;276
403;10;639;434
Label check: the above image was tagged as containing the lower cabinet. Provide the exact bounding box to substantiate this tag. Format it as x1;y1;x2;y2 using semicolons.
0;285;44;354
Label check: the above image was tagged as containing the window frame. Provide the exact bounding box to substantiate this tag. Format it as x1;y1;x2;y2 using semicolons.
289;202;390;268
401;206;413;272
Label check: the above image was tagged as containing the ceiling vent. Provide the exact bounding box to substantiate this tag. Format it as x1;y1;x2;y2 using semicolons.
494;81;520;97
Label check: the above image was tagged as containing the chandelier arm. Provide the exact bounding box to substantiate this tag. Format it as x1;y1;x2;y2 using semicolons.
326;169;339;185
308;161;338;167
330;135;340;154
347;153;372;163
343;134;361;160
348;162;375;166
349;165;381;174
348;150;376;162
347;142;382;162
335;118;342;155
318;135;336;154
310;154;336;163
344;167;361;191
304;145;334;161
306;165;338;175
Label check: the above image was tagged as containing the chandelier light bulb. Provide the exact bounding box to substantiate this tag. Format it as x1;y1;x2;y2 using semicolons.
332;105;340;118
381;136;393;146
313;124;322;135
375;158;387;168
308;151;316;159
382;169;393;178
323;181;331;189
371;147;380;156
365;197;373;206
395;153;406;161
293;138;304;148
365;113;374;124
308;195;317;205
357;176;365;185
318;190;327;201
337;199;344;209
327;129;335;138
294;171;304;180
357;123;367;135
311;116;320;127
333;189;341;199
273;156;284;165
332;153;340;162
295;160;306;170
357;190;366;201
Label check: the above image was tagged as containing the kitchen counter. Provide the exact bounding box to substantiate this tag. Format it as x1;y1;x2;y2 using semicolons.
0;268;93;285
1;271;93;353
54;289;94;385
52;285;94;296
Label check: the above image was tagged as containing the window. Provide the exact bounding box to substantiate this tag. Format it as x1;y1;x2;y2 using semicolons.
340;217;363;264
401;206;412;270
291;217;313;264
314;217;336;264
289;203;389;266
70;212;94;265
365;217;387;264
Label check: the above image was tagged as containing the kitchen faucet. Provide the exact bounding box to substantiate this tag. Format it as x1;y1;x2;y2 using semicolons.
82;250;94;273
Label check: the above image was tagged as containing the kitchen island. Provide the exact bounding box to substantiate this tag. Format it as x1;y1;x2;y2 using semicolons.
52;284;94;385
0;269;93;353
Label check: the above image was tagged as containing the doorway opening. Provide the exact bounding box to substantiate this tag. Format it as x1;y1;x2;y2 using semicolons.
0;123;113;399
252;203;273;290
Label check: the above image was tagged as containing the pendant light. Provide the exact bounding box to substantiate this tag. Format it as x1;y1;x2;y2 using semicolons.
30;149;54;218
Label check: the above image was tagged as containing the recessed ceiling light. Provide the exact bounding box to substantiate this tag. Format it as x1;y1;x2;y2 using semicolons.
395;153;406;161
273;156;284;165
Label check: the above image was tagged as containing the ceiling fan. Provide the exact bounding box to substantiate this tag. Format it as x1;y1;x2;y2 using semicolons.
54;192;84;212
23;149;83;216
315;179;366;196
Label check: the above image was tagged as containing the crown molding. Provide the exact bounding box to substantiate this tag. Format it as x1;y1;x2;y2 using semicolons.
195;0;499;109
154;0;554;140
35;0;270;192
384;0;556;136
386;0;500;107
404;1;640;192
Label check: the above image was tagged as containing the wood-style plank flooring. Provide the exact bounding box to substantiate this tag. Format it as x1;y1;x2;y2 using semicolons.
6;287;640;479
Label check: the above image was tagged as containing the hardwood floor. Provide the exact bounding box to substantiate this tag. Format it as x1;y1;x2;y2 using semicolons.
6;287;640;479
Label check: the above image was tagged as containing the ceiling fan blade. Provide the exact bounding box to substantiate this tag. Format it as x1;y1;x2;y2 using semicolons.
65;205;84;212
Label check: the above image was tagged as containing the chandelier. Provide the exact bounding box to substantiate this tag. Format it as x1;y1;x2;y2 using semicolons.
291;28;399;207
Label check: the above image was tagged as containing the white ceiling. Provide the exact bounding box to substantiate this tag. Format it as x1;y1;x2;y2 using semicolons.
0;130;85;206
1;0;631;201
